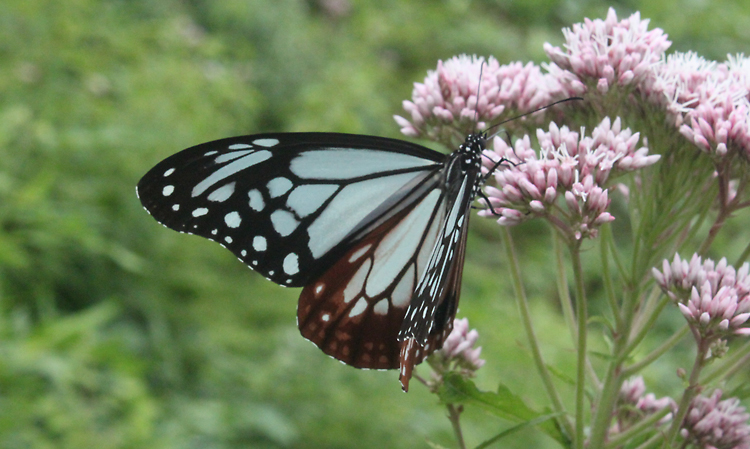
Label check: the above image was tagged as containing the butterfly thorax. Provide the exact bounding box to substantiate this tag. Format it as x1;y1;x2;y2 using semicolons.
446;132;486;201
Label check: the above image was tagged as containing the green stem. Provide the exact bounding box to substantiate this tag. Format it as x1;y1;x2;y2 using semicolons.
622;325;689;377
664;338;710;445
600;228;624;331
569;242;588;449
587;286;637;449
623;296;671;357
501;227;575;440
447;404;466;449
604;406;672;449
554;231;578;351
554;229;600;390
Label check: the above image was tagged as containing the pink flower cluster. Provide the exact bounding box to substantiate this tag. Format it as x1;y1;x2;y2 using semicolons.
656;52;750;159
480;117;659;239
427;318;484;391
438;317;485;371
652;254;750;339
394;55;561;147
543;8;671;96
681;390;750;449
611;376;675;434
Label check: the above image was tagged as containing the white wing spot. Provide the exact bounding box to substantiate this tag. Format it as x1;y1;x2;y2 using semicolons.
322;313;330;322
270;210;299;236
252;236;267;252
228;143;252;150
268;270;275;276
315;283;325;295
290;149;435;180
349;244;372;263
215;150;253;164
224;211;241;228
225;236;233;244
192;150;271;197
344;259;371;303
172;204;180;211
373;299;389;315
192;207;209;217
267;177;293;198
251;260;258;266
283;253;299;275
208;182;236;202
211;229;218;235
253;138;280;147
286;184;338;218
162;185;174;196
349;298;368;318
163;168;175;177
248;189;265;211
241;250;247;257
204;150;218;156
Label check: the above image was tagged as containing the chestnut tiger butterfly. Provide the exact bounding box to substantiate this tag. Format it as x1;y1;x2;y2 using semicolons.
135;88;572;390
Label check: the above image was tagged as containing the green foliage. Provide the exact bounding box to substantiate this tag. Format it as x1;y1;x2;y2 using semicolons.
1;0;749;448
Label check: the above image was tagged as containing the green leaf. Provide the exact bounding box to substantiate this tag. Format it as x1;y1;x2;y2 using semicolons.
474;413;565;449
437;373;568;445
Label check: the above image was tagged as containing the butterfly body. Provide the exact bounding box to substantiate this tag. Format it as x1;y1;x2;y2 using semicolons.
137;131;489;390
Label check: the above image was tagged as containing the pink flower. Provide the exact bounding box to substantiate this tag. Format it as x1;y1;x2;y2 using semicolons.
610;376;676;435
543;8;671;96
653;254;750;339
681;390;750;449
654;52;750;159
438;317;485;370
480;117;658;239
427;318;484;391
394;55;559;148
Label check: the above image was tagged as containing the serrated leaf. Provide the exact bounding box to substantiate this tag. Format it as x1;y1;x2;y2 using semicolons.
437;373;568;445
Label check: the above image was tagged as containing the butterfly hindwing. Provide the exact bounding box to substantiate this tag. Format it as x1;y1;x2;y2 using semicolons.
298;178;448;369
137;133;445;287
397;148;481;390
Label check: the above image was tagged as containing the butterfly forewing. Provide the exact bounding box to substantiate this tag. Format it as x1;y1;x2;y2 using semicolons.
137;133;444;287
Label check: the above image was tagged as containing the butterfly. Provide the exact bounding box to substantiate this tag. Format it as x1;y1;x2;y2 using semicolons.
137;130;501;391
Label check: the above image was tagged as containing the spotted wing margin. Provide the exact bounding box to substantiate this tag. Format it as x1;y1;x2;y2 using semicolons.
137;133;444;287
397;173;475;391
297;171;448;371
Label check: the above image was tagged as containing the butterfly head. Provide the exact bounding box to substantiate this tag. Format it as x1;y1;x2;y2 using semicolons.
458;132;486;173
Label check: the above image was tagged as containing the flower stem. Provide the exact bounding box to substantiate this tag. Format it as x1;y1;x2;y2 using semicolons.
604;406;672;449
663;339;710;445
622;324;689;377
569;241;588;449
447;404;466;449
501;227;575;440
623;296;671;358
553;231;577;349
554;229;600;389
600;228;624;331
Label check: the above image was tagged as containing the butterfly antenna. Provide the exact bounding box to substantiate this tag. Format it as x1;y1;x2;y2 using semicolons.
472;61;484;133
484;96;583;139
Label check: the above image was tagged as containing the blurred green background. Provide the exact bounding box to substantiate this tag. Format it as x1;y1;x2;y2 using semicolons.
1;0;749;448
